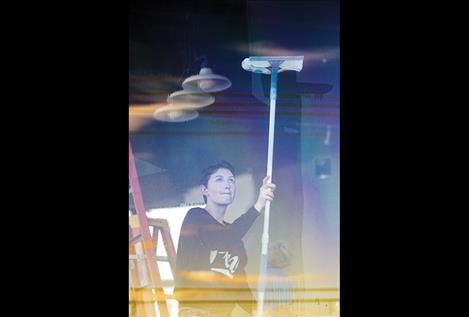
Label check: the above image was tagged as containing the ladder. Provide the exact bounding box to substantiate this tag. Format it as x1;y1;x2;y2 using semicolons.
129;233;158;317
148;218;177;277
129;140;171;317
129;220;177;317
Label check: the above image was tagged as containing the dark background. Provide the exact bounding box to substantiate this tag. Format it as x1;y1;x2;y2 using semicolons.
129;0;340;293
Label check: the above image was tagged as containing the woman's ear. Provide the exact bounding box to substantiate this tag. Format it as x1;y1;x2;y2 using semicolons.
200;184;208;195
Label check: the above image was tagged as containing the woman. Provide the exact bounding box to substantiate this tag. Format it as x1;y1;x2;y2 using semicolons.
175;161;276;317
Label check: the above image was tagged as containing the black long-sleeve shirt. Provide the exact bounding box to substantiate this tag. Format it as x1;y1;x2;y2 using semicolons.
174;206;260;315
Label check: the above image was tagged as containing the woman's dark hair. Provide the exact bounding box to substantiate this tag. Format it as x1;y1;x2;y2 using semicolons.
200;161;235;203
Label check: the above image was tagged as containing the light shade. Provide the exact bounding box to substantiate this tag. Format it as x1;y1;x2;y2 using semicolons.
182;67;232;93
153;104;199;122
166;89;215;108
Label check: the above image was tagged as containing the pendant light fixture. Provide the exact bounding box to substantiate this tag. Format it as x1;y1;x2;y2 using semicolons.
153;87;214;122
153;56;229;123
152;104;199;122
166;88;214;107
182;56;231;93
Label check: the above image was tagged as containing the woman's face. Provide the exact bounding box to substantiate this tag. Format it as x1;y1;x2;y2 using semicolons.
202;168;236;206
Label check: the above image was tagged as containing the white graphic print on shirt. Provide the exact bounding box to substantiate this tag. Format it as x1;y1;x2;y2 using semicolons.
209;250;240;279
